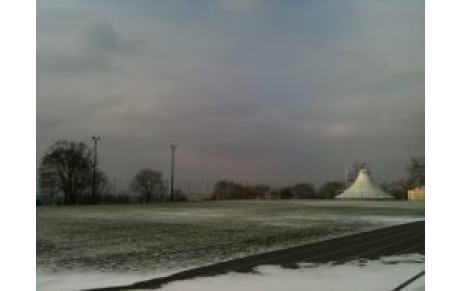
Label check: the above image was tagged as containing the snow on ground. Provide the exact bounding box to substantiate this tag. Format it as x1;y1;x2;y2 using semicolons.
158;254;425;291
336;214;424;225
37;254;424;291
36;269;175;291
248;214;423;228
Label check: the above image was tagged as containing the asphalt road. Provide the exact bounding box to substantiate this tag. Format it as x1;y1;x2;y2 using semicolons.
88;220;425;290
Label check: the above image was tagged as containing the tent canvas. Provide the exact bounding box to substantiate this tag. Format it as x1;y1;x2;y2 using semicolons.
336;167;393;199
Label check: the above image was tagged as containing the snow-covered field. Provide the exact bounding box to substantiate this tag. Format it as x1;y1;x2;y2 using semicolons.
36;200;424;290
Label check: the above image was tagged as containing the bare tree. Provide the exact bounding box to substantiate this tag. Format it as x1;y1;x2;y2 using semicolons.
406;157;425;188
96;171;110;197
212;180;240;200
279;187;293;199
212;180;269;200
318;181;346;199
131;169;166;202
291;183;316;199
39;140;93;205
80;171;111;204
380;180;408;200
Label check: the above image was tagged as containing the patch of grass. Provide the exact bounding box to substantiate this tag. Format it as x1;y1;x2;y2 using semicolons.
37;200;424;272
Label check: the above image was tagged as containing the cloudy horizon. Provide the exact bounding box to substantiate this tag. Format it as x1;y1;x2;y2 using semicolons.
37;0;424;190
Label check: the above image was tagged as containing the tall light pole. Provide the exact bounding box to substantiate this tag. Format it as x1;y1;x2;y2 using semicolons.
170;144;177;202
92;136;100;204
113;177;116;198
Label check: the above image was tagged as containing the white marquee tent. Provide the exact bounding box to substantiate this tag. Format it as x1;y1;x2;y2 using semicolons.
336;166;393;199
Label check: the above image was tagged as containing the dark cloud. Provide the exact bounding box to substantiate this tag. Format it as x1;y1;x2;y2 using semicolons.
37;0;424;189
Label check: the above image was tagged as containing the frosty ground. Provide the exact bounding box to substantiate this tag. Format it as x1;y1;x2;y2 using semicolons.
36;200;424;290
37;254;425;291
154;253;425;291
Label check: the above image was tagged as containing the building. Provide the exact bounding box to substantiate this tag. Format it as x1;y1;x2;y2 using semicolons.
408;187;425;200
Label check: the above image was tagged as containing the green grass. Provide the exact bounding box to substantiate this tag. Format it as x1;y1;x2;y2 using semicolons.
37;200;424;273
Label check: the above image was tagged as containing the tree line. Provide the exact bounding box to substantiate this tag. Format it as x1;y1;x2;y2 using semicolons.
38;140;170;205
37;139;424;205
210;180;343;200
204;158;424;200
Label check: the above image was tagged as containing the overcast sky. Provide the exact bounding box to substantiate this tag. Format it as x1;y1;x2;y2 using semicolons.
37;0;424;189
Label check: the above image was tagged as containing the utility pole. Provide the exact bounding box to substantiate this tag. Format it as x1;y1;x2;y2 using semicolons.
345;167;348;186
113;177;116;198
50;178;54;205
170;144;177;202
92;136;100;204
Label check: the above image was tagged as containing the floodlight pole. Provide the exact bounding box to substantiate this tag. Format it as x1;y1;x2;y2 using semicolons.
92;136;100;204
170;144;177;202
113;177;116;198
345;167;348;186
